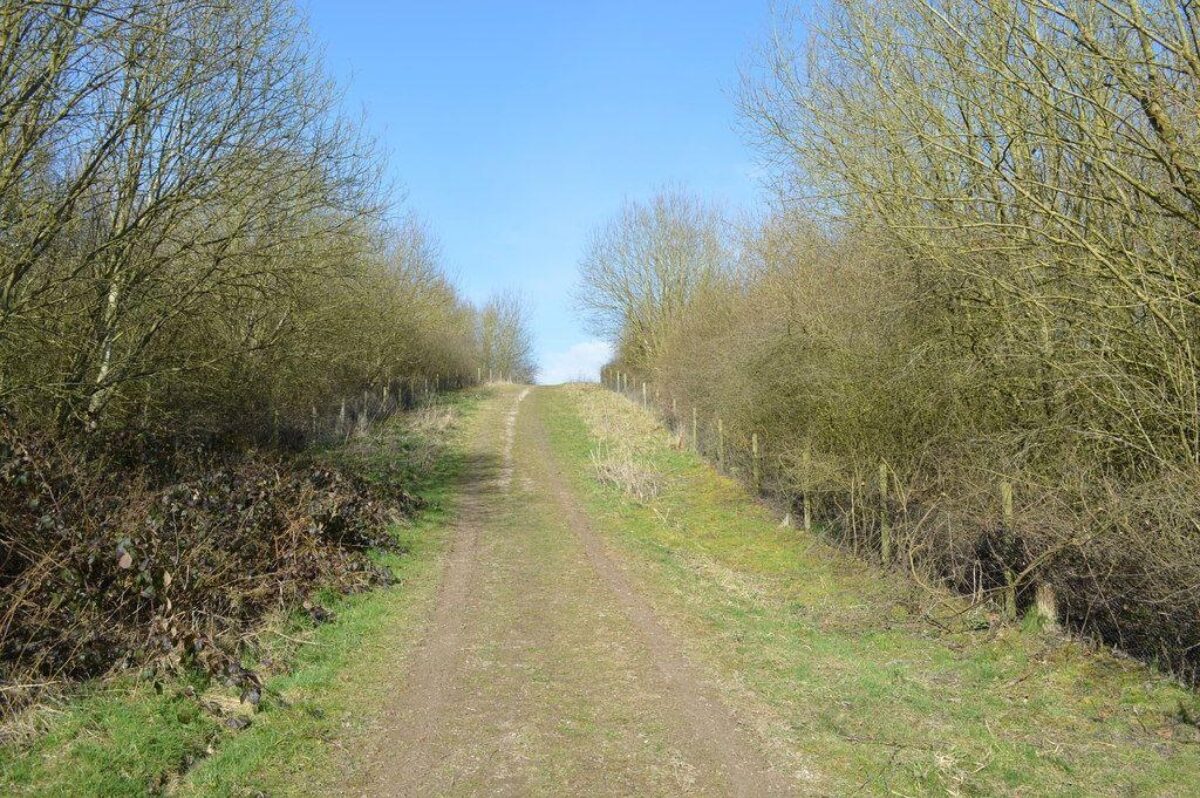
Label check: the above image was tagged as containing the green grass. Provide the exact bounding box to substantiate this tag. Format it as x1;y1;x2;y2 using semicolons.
0;390;484;797
9;385;1199;796
0;679;221;797
540;385;1200;797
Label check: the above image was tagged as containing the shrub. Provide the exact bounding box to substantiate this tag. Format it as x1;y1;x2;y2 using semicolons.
0;415;423;715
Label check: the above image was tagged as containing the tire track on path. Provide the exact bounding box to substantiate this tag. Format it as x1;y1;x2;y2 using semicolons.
523;389;804;797
352;389;522;796
353;386;807;796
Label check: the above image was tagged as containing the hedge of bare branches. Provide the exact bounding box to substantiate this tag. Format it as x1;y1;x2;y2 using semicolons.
584;1;1200;683
0;1;535;446
0;1;537;708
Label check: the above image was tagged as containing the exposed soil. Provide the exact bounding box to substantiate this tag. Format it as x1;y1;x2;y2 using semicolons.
352;386;808;796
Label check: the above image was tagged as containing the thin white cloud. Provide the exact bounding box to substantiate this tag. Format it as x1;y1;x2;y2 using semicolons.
537;339;613;385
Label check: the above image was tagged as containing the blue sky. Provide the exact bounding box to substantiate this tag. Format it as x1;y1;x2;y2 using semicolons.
304;1;775;382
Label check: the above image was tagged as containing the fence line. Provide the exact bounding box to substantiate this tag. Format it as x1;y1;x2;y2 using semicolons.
286;370;491;448
599;374;1066;630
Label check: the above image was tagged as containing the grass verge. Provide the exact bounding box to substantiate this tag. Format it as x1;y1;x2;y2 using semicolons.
0;390;483;797
540;384;1200;797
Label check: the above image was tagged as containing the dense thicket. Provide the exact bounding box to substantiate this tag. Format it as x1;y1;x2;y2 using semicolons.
0;418;425;713
586;1;1200;681
0;0;534;705
0;0;535;449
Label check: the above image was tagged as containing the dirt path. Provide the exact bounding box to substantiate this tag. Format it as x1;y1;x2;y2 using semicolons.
352;386;804;796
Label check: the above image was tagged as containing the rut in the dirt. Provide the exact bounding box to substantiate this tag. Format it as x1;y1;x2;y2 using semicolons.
352;386;805;797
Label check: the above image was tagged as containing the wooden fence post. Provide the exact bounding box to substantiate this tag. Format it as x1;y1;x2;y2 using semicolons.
879;462;891;565
849;470;859;553
802;443;812;533
692;407;698;452
641;382;647;408
717;417;725;470
752;432;761;494
1035;583;1058;631
1001;479;1017;619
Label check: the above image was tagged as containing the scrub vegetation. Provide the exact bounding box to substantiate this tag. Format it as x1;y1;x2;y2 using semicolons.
553;383;1200;796
583;0;1200;684
0;0;534;717
0;392;477;796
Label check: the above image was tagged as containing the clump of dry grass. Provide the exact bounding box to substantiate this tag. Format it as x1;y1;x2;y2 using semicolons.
411;405;457;436
574;389;667;452
590;447;662;502
571;385;671;503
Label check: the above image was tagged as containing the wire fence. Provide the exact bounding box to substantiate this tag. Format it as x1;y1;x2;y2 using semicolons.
286;373;479;449
602;369;1037;617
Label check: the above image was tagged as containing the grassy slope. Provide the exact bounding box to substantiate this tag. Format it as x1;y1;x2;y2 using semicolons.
541;384;1200;797
0;390;483;797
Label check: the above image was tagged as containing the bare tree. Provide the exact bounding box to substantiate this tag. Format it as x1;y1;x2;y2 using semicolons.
0;1;484;443
576;188;729;373
478;290;536;383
